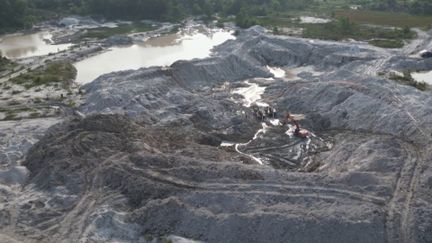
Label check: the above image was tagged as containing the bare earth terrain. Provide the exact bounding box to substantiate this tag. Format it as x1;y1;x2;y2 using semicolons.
1;26;432;242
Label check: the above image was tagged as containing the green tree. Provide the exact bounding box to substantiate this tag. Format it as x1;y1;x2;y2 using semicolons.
337;17;354;35
202;0;213;18
0;0;28;32
192;3;202;15
235;7;258;28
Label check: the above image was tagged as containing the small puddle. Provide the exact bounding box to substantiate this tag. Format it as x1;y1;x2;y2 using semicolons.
267;65;323;81
287;66;323;80
0;31;72;59
267;66;286;78
74;27;235;84
411;70;432;85
165;235;203;243
232;81;267;107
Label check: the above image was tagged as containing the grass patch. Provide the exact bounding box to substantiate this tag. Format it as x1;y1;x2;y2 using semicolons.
162;239;173;243
368;39;404;48
29;112;40;118
389;71;428;91
334;10;432;28
11;62;76;89
0;56;17;73
4;112;17;120
2;106;36;120
259;14;415;48
258;16;297;28
67;100;76;108
81;22;155;40
302;18;415;48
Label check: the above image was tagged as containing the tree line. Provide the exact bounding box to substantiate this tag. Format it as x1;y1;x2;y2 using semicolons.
2;0;432;34
0;0;311;33
353;0;432;15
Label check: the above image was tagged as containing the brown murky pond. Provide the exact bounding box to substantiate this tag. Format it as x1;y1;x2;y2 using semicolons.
0;31;72;59
412;71;432;85
74;27;235;84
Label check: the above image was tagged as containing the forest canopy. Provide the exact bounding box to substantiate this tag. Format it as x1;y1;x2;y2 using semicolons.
2;0;432;33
